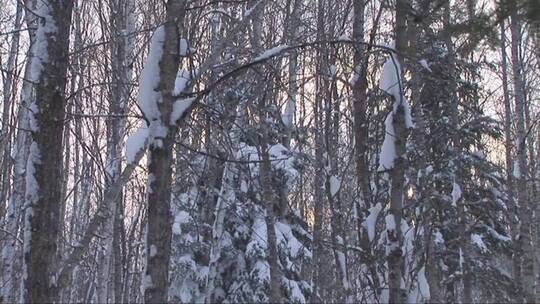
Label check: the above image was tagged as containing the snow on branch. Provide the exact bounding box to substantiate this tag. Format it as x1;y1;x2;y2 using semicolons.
126;127;149;164
377;48;414;171
253;44;288;62
138;26;165;122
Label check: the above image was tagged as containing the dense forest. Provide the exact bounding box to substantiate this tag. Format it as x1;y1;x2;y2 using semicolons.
0;0;539;303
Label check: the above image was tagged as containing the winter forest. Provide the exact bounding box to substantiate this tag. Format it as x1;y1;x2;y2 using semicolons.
1;0;540;303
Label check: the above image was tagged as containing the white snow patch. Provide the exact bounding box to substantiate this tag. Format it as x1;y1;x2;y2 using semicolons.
22;201;35;283
329;65;337;77
338;34;351;41
379;54;402;98
28;99;39;132
329;175;341;197
253;44;288;62
195;266;209;282
179;38;188;56
237;143;297;184
246;215;268;255
138;26;165;120
418;59;433;72
378;112;396;171
377;51;414;171
171;97;196;125
244;0;262;17
146;173;156;194
400;97;414;128
471;233;488;253
268;144;298;182
174;210;191;226
149;244;158;257
240;180;248;193
29;1;57;82
385;214;396;231
362;203;382;242
434;231;444;245
178;254;197;271
251;260;270;283
418;266;430;299
142;274;154;293
25;142;41;206
513;160;520;178
336;249;349;289
349;64;361;86
281;98;296;128
275;221;311;259
486;226;511;242
173;69;191;96
125;127;148;164
283;278;306;303
459;248;464;270
451;181;461;207
138;26;173;148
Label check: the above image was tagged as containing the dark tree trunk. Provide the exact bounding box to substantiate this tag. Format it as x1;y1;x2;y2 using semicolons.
22;1;74;302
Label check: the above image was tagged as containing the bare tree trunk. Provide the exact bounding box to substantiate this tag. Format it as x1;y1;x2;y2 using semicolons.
499;15;521;300
246;0;282;302
352;0;370;246
97;0;134;301
386;1;409;303
311;0;327;301
351;1;384;299
260;152;283;303
324;53;351;301
282;0;300;148
143;1;186;302
1;4;30;301
21;1;74;302
0;0;23;218
510;3;535;302
524;91;538;302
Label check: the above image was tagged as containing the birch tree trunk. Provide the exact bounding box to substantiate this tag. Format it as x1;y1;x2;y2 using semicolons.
387;1;409;302
352;0;370;247
510;3;535;302
97;0;134;301
21;0;74;302
1;4;30;302
0;0;23;216
283;0;300;148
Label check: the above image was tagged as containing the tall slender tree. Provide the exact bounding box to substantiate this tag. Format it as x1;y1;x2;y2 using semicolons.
141;0;187;302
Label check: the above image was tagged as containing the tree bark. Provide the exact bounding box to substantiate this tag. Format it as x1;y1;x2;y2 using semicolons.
311;0;328;301
510;3;535;302
97;0;134;301
387;1;408;303
21;0;74;302
0;0;23;219
143;1;186;302
500;15;522;301
1;4;32;302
